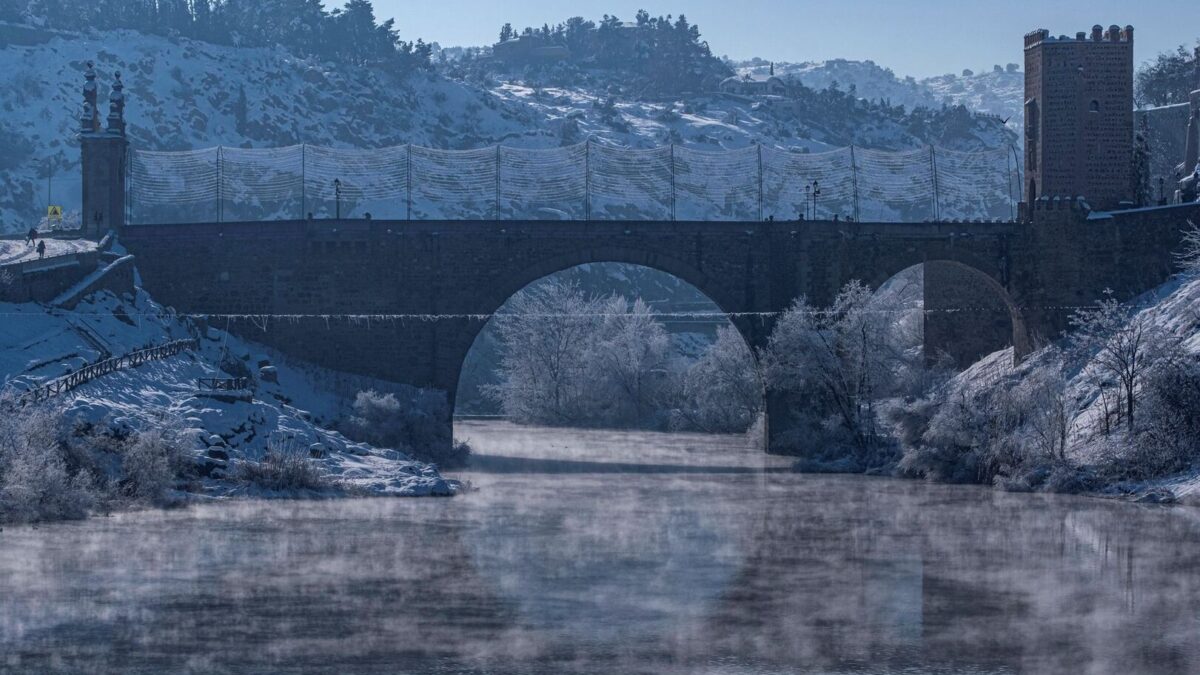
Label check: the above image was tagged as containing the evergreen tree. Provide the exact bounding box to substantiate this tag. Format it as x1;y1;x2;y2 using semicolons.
15;0;430;71
1132;127;1153;206
1136;42;1200;107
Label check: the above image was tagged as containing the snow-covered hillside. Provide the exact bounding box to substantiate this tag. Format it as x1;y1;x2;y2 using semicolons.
910;270;1200;504
0;282;456;498
0;25;549;232
737;58;1024;134
0;23;1017;232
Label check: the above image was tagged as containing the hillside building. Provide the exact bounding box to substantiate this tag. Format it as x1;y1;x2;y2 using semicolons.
719;72;787;97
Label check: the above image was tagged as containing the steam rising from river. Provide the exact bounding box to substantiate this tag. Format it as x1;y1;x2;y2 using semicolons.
2;422;1199;673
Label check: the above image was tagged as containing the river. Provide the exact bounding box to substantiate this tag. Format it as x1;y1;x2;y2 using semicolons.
2;420;1199;674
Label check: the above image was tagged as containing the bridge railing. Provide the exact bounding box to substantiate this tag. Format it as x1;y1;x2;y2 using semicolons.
129;142;1021;225
197;376;252;391
16;339;198;406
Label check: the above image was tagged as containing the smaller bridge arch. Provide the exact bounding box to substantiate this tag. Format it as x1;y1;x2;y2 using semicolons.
871;259;1031;367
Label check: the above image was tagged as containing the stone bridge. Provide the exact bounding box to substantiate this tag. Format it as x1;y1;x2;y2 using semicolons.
118;201;1200;450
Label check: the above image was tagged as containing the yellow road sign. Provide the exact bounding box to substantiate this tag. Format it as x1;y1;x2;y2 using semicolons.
47;205;63;220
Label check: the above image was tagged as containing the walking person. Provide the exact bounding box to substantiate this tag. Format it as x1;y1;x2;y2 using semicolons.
26;227;37;246
36;240;46;259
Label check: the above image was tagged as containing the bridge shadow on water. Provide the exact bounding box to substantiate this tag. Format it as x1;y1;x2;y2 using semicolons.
453;420;794;476
465;452;795;475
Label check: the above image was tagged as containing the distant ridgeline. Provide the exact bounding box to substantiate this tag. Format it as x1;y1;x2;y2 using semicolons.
0;0;433;70
489;13;730;95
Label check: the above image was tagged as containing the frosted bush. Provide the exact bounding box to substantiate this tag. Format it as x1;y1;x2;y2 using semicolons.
235;439;330;493
120;426;188;505
0;401;96;523
345;389;466;467
672;325;762;433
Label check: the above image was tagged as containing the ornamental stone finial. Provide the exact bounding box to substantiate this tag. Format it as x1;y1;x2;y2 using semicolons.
106;70;126;135
81;60;99;133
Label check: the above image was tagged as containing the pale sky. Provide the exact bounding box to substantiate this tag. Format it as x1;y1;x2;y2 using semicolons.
372;0;1195;78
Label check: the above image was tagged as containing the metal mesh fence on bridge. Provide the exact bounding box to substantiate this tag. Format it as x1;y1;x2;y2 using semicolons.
129;142;1020;224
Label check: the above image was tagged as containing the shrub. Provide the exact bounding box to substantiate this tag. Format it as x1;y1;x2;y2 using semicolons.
0;401;97;523
235;439;331;493
344;389;466;467
120;426;188;506
1095;353;1200;482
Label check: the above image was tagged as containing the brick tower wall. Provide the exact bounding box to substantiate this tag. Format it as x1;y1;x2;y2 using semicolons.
1024;25;1134;210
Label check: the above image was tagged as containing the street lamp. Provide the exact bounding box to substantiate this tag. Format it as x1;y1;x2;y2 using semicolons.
811;180;821;220
333;178;342;220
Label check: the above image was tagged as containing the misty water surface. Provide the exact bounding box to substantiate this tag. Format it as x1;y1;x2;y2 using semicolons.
2;420;1199;674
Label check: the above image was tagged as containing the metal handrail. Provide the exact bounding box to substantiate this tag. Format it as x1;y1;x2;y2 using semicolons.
17;339;198;406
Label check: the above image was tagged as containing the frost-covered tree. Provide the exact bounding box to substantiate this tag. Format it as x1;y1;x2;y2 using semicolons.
675;325;761;433
591;295;673;425
1178;220;1200;275
486;277;761;430
763;279;923;456
486;278;600;425
1135;41;1200;107
1069;290;1165;431
0;402;95;524
1018;362;1072;462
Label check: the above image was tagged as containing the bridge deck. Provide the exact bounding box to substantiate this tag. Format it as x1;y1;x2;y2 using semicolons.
123;218;1020;241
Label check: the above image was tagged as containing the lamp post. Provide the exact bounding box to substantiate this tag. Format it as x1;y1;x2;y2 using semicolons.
811;180;821;220
333;178;342;220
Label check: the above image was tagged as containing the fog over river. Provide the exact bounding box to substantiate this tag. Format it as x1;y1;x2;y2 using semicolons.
2;421;1199;674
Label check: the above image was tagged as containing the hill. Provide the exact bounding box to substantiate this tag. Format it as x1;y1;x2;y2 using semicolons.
0;20;1017;232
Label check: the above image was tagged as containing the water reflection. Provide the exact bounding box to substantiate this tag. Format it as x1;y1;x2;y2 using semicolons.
0;421;1198;674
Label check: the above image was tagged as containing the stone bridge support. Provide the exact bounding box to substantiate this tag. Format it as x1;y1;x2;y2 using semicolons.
120;204;1200;456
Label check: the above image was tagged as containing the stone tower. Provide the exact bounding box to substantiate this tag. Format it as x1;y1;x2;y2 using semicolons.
80;62;128;239
1023;25;1134;211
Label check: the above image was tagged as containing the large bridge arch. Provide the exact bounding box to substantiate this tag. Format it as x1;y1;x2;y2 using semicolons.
446;245;767;409
452;259;768;441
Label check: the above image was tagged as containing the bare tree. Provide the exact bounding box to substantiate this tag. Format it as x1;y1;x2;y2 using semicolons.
763;279;922;454
591;295;673;425
487;278;599;425
1070;290;1163;431
1020;363;1073;462
1177;219;1200;276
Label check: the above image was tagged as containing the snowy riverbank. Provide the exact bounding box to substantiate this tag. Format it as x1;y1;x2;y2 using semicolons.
0;282;458;523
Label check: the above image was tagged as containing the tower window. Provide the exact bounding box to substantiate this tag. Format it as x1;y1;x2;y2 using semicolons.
1089;100;1100;113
